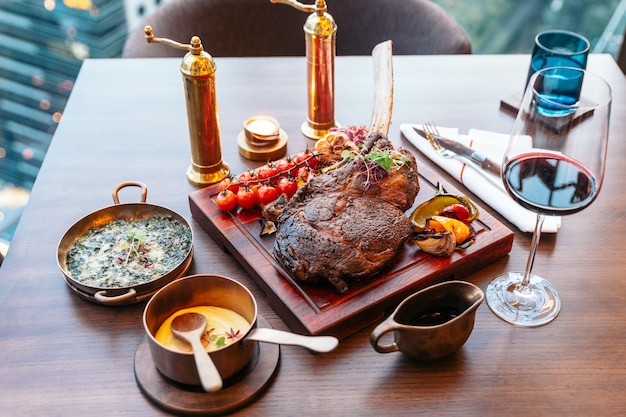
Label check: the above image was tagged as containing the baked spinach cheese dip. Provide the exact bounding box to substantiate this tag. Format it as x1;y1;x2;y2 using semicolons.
66;216;192;288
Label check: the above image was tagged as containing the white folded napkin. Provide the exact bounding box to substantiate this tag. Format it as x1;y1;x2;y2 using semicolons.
400;123;561;233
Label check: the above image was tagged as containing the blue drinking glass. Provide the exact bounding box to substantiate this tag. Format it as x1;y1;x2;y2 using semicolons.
530;67;586;117
526;30;590;87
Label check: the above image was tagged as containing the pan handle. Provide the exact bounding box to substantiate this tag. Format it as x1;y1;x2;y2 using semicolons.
94;288;138;304
112;181;148;204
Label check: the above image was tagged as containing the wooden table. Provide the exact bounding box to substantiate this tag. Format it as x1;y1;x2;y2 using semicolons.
0;54;624;416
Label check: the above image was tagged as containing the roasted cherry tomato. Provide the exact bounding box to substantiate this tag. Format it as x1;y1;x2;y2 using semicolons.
256;184;279;205
218;178;230;192
256;163;280;181
237;170;257;185
215;189;237;211
218;177;240;194
293;151;309;165
277;177;298;198
293;150;319;170
275;157;296;177
296;166;310;181
304;152;319;170
236;186;257;209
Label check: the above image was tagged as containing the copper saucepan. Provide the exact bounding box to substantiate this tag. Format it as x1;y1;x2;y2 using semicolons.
144;274;338;386
144;274;258;384
56;181;194;305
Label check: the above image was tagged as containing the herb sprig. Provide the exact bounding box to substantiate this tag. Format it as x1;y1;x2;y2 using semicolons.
203;327;242;349
341;147;411;186
120;228;148;265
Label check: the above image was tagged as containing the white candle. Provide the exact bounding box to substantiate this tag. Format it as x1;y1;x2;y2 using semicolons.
247;118;278;136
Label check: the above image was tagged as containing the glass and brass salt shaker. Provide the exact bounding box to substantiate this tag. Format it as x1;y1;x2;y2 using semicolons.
144;26;229;186
271;0;340;139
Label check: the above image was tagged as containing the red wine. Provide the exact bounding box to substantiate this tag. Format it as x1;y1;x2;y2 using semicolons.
504;153;597;216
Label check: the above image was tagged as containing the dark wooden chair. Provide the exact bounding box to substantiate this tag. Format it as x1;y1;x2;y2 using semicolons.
122;0;471;57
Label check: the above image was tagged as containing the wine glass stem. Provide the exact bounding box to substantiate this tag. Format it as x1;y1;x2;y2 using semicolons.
521;213;546;287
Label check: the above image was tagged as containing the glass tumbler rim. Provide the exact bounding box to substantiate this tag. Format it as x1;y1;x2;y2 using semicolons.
535;29;590;56
529;66;612;111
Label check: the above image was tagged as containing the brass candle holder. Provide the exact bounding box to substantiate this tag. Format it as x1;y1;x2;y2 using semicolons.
238;115;288;161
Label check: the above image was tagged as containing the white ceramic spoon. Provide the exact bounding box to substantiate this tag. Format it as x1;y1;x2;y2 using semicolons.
246;328;338;353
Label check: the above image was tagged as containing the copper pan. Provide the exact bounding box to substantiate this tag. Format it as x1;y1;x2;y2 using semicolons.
56;181;193;305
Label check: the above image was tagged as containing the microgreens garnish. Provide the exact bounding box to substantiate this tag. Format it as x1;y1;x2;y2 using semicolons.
203;327;243;349
119;228;148;265
226;328;241;339
340;147;411;187
210;334;228;349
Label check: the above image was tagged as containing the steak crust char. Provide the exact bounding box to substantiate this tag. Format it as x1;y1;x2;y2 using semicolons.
274;192;411;293
272;132;420;293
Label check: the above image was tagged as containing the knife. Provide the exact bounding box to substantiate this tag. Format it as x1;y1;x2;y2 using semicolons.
413;127;501;177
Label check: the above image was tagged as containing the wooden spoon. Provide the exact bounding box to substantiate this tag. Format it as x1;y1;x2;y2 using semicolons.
170;312;223;392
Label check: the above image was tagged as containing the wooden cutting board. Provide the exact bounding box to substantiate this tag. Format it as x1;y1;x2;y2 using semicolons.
189;162;513;340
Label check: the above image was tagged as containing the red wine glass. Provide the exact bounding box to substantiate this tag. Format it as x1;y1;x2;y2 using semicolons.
486;67;611;326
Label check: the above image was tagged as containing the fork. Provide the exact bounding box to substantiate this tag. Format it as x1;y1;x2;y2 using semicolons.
422;122;505;191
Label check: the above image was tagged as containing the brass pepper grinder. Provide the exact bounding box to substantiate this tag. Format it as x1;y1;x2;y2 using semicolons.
271;0;340;139
144;26;229;186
